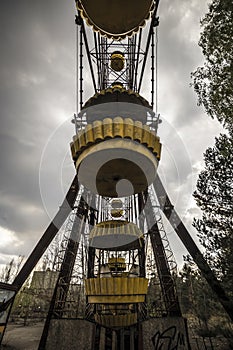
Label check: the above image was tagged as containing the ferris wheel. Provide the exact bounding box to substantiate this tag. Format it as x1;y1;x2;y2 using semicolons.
0;1;232;349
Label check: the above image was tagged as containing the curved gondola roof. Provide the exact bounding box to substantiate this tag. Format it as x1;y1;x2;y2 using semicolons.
76;0;155;40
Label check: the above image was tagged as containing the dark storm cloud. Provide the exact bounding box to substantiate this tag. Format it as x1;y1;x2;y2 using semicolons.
0;0;223;269
148;0;223;265
156;0;209;129
0;0;77;261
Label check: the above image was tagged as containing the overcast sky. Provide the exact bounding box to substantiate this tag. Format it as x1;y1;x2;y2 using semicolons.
0;0;223;273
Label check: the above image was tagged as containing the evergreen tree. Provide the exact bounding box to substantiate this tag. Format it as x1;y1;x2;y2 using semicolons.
191;1;233;341
192;0;233;130
179;261;216;335
193;134;233;295
178;259;233;347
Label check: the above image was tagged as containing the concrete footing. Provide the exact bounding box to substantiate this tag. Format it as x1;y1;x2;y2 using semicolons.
45;319;95;350
141;317;191;350
45;317;191;349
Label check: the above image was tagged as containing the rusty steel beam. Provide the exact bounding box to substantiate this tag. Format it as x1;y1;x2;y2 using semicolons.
149;222;182;316
144;193;181;316
13;176;79;290
153;175;233;322
138;0;160;93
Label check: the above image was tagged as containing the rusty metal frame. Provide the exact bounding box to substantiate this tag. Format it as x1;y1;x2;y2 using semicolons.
153;175;233;322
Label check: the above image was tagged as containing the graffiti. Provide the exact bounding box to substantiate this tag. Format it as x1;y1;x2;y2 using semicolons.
151;326;185;350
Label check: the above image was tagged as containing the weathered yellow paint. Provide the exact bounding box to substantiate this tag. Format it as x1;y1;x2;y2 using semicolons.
70;142;76;159
85;124;94;145
124;118;134;139
103;118;113;139
93;120;104;141
83;86;150;110
79;130;86;149
89;220;143;250
134;121;143;141
113;117;124;138
88;295;145;304
142;124;151;146
110;52;125;72
71;118;161;161
94;313;137;327
110;209;124;218
85;277;148;304
108;257;126;271
74;137;159;197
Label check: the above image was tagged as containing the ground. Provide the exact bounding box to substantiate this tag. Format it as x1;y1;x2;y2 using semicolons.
1;323;44;350
1;320;232;349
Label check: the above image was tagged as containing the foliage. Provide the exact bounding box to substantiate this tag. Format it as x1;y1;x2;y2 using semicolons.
191;0;233;130
193;134;233;295
178;258;217;322
178;258;233;346
190;2;233;344
0;256;24;283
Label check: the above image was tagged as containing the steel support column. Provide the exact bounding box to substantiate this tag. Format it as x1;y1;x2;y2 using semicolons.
142;191;181;316
38;196;87;349
149;222;182;316
154;175;233;322
13;176;79;290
